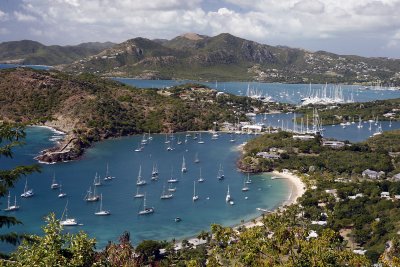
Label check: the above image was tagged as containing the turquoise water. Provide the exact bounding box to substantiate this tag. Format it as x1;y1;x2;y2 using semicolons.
0;64;51;70
114;78;400;104
0;127;289;250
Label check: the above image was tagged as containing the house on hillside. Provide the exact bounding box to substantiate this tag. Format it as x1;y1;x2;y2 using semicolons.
362;169;385;179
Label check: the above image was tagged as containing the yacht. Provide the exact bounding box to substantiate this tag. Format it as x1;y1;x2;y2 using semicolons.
197;133;204;144
245;173;252;184
181;156;187;173
194;152;200;163
58;184;67;198
93;173;102;186
84;185;99;202
60;201;78;226
138;194;154;215
95;194;110;216
197;168;204;183
242;177;249;192
21;178;34;198
136;166;146;186
50;173;60;189
225;185;231;202
104;163;115;181
134;187;145;198
192;181;199;201
217;164;225;180
151;163;158;181
160;184;174;199
4;192;19;211
167;168;178;183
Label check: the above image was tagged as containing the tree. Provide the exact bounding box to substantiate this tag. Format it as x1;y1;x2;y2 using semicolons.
7;213;96;266
0;122;40;253
135;239;162;265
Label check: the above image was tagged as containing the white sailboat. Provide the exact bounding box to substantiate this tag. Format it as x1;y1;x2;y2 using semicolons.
197;133;204;144
181;156;187;173
225;185;231;202
94;172;102;186
192;181;199;201
4;192;19;211
60;201;78;226
151;163;158;181
134;142;143;152
168;183;177;192
357;116;363;129
160;184;174;199
198;168;204;183
21;178;34;198
141;133;148;145
50;173;60;189
84;186;100;202
241;177;249;192
194;152;200;163
229;134;236;142
164;134;170;144
104;163;115;181
167;168;178;183
217;164;225;180
58;184;67;198
134;187;145;198
95;194;110;216
245;173;252;184
177;136;182;145
138;193;154;215
136;166;146;186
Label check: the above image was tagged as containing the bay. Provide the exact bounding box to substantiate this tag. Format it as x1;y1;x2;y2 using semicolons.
0;127;289;250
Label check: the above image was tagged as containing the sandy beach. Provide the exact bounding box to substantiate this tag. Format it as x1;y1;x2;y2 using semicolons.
174;170;306;249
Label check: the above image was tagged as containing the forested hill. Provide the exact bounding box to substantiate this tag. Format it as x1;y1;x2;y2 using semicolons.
0;40;114;65
62;33;400;85
0;68;272;162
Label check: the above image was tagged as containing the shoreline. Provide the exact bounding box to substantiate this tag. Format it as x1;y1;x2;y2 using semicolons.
174;170;306;249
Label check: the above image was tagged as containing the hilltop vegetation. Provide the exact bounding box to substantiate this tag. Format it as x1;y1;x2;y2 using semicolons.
60;33;400;85
0;68;283;162
0;40;114;65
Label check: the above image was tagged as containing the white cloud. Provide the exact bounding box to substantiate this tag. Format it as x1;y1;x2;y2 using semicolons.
0;0;396;57
14;11;37;22
0;9;8;21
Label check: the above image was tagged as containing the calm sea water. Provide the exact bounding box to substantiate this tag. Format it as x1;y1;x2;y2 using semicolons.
114;78;400;104
0;128;289;250
0;64;51;70
257;113;400;143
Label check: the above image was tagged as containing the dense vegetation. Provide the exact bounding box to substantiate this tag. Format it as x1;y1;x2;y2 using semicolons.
0;68;287;162
239;129;400;262
0;40;114;65
60;33;400;85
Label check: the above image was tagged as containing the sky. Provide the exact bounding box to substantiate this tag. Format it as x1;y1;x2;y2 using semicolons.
0;0;400;58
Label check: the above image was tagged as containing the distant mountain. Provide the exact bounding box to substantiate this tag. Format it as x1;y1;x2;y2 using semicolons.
61;33;400;85
0;40;115;65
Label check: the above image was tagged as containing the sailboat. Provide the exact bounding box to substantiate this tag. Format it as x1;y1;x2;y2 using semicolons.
94;172;102;186
160;184;174;199
104;163;115;181
95;194;110;216
197;133;204;144
373;124;383;136
50;173;60;189
166;141;174;151
184;135;188;143
217;164;225;180
229;134;236;142
21;178;34;198
167;168;178;183
148;130;153;141
60;201;78;226
151;163;158;181
194;152;200;163
181;156;187;173
85;186;100;202
138;193;154;215
141;133;148;145
58;184;67;198
198;168;204;183
225;185;231;202
245;173;252;184
177;136;182;145
192;181;199;201
357;117;363;129
164;134;170;144
241;177;249;192
136;166;146;186
4;192;19;211
134;142;143;152
134;187;145;198
168;183;176;192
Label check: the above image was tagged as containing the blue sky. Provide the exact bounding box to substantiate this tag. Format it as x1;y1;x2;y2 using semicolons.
1;0;400;58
